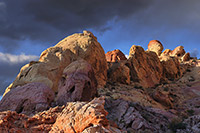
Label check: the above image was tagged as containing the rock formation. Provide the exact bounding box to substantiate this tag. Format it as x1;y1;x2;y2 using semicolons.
55;59;97;105
106;49;127;62
148;40;164;56
0;31;200;132
128;45;163;88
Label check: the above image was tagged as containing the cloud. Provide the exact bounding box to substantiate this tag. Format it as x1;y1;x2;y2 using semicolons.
0;52;38;95
0;0;153;52
190;49;199;58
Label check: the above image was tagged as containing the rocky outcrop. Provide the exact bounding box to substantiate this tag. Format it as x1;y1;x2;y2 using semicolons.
3;30;107;97
160;55;183;80
182;52;190;62
0;82;54;115
128;45;163;88
107;61;130;84
106;49;127;62
55;31;107;87
51;97;110;133
0;97;121;132
148;40;164;56
56;59;97;105
170;46;186;57
105;98;175;132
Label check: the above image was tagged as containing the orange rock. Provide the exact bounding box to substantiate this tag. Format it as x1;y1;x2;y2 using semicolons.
148;40;164;56
170;46;186;57
50;97;109;133
128;45;163;88
105;49;127;62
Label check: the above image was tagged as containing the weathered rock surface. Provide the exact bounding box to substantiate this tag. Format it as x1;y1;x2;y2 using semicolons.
56;59;97;105
182;52;190;62
128;45;163;88
170;46;186;57
148;40;164;56
51;97;110;133
107;61;130;84
55;30;107;87
160;55;183;80
152;91;173;108
0;97;121;133
106;49;127;62
105;98;175;132
0;82;55;115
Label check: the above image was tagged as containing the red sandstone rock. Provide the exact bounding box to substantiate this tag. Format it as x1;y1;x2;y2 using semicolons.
55;59;97;105
148;40;164;56
106;49;127;62
107;61;130;84
51;97;110;133
159;55;183;80
128;45;163;88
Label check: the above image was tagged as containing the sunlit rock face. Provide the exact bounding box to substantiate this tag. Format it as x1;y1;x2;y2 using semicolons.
148;40;164;56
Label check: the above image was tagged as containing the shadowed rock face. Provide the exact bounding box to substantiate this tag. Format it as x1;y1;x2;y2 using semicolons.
106;49;127;62
55;59;97;105
107;61;130;85
0;82;55;115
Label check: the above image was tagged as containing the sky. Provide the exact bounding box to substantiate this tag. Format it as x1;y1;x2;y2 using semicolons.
0;0;200;94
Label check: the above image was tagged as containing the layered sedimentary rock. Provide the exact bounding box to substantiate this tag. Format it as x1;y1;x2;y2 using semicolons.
106;49;127;62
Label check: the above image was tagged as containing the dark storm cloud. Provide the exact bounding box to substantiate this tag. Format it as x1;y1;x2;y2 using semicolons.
0;0;153;52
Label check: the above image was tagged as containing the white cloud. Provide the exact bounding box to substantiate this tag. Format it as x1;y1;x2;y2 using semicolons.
125;54;129;59
0;52;39;64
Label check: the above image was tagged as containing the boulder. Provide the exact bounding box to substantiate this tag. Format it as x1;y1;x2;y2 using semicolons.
107;61;130;84
0;82;55;115
148;40;164;56
170;46;186;57
55;30;107;87
105;49;127;62
128;45;163;88
55;59;97;105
